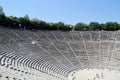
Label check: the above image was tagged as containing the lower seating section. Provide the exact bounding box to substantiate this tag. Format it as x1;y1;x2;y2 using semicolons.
0;63;66;80
0;50;67;80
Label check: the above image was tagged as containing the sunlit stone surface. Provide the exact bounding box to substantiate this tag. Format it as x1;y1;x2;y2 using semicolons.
0;27;120;80
73;69;120;80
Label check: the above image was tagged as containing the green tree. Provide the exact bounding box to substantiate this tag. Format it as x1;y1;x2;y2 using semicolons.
64;24;72;30
31;18;49;30
74;23;88;31
89;22;101;31
56;22;64;30
104;22;120;31
8;16;19;28
30;18;39;29
18;14;31;29
0;6;7;26
99;23;105;30
55;22;71;30
0;14;10;27
48;22;57;30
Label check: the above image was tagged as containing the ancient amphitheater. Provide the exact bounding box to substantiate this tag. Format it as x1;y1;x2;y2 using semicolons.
0;26;120;80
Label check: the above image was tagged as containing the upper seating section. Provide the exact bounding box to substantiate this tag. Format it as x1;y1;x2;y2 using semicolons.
0;28;119;43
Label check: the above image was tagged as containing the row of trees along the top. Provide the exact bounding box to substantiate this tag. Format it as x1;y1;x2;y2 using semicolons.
0;6;120;31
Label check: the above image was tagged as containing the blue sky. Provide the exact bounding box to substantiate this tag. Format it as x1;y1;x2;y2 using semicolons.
0;0;120;25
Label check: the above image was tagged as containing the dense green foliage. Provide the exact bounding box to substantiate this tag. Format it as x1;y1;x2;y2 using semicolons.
0;6;120;31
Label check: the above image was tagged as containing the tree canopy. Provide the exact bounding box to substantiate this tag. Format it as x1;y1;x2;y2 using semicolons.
74;23;88;31
0;6;120;31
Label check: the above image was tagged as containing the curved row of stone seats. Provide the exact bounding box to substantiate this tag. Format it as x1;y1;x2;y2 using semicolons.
53;41;82;68
0;65;33;80
43;31;57;41
62;31;75;41
56;40;120;69
90;31;100;41
51;31;67;41
24;30;40;40
22;42;63;67
81;31;92;41
1;27;120;42
0;30;22;44
35;31;76;41
0;49;39;74
22;41;73;72
0;64;64;80
0;43;70;77
37;41;76;69
116;31;120;41
107;31;117;41
1;42;70;76
0;49;67;80
85;42;100;67
37;41;77;69
108;42;120;69
100;42;110;68
100;31;108;41
0;56;36;80
0;29;11;43
68;41;90;67
38;30;118;41
72;31;83;41
34;30;50;41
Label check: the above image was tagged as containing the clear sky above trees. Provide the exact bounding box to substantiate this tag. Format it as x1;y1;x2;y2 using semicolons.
0;0;120;25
